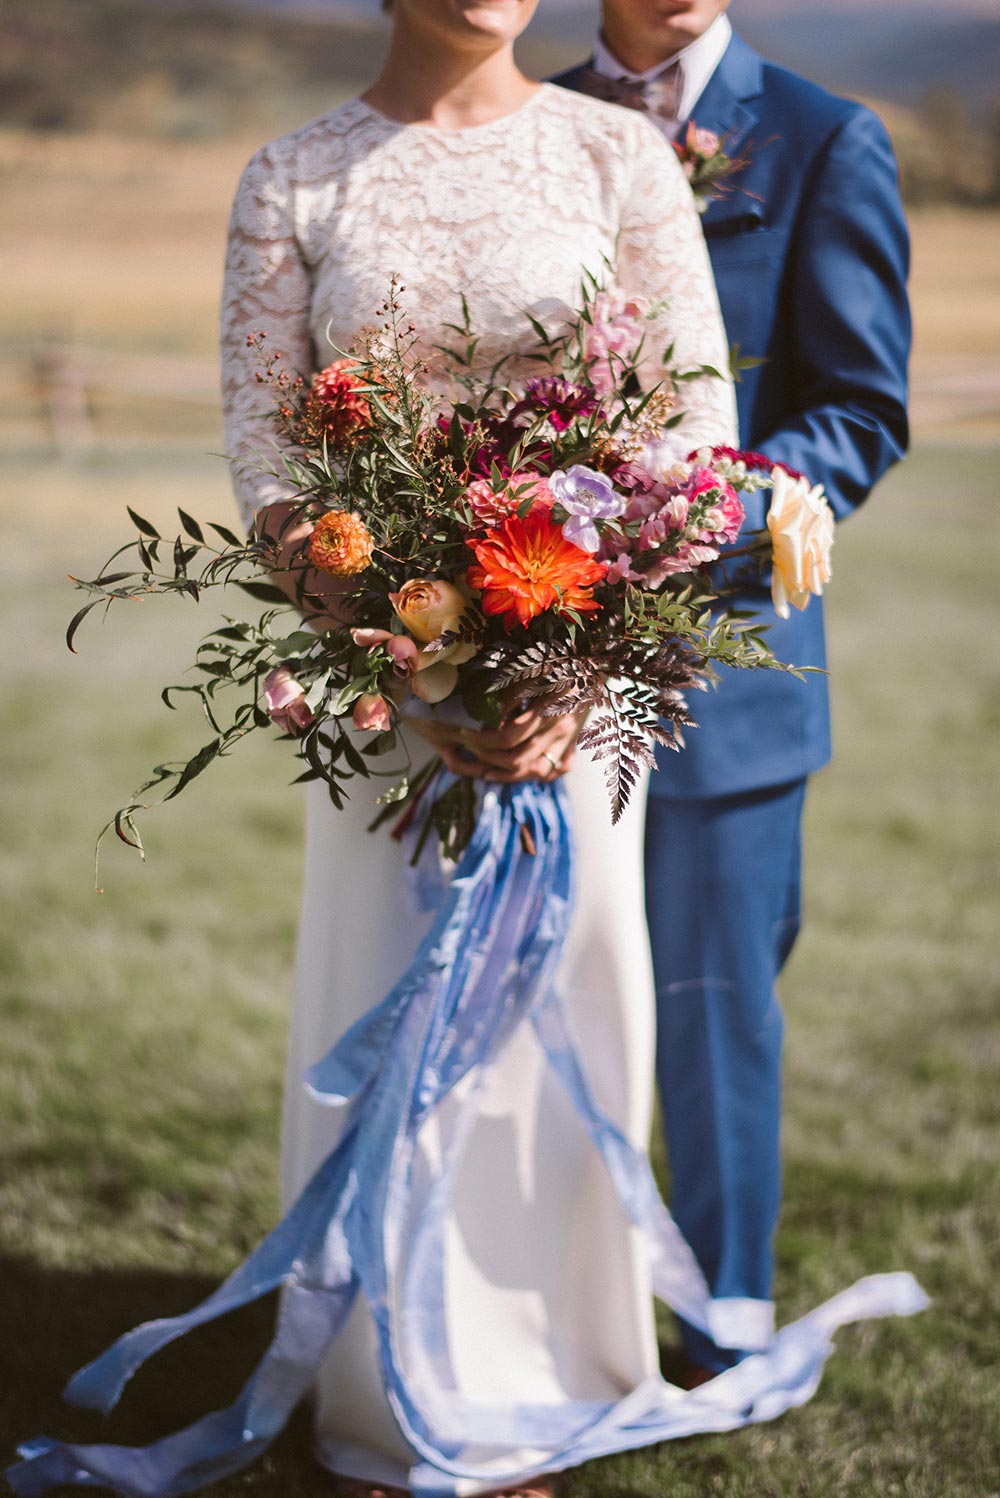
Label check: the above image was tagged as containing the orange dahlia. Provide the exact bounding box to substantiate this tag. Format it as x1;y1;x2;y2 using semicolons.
308;509;374;576
306;359;374;443
466;511;607;630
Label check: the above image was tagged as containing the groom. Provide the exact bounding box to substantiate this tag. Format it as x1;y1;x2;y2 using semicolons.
554;1;911;1376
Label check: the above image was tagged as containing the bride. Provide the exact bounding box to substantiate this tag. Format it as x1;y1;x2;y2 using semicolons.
7;1;924;1496
224;0;734;1491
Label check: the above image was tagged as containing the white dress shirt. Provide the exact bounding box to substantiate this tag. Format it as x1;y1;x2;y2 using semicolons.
593;12;732;124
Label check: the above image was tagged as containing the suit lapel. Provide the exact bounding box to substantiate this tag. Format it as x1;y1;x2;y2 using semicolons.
687;35;766;233
687;33;763;153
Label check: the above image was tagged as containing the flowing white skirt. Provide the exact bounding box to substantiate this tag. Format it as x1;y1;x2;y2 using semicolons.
280;752;658;1492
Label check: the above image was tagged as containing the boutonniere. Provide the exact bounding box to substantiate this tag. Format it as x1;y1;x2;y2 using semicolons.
674;121;748;214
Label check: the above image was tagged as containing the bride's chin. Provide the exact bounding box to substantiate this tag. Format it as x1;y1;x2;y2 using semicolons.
402;0;539;44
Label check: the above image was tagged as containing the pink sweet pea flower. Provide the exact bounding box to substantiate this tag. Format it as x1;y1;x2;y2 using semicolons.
262;667;315;735
605;553;643;586
583;289;648;395
645;542;721;588
639;495;689;551
352;692;392;732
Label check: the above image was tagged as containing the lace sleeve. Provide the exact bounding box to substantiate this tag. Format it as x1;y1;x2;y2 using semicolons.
220;144;316;531
617;120;738;451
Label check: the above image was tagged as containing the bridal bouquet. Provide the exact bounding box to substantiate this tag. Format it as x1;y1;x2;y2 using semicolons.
70;279;833;864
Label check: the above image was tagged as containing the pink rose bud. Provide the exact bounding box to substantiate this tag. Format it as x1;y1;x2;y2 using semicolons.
692;127;720;157
352;692;392;732
350;627;392;648
263;666;315;734
351;626;419;676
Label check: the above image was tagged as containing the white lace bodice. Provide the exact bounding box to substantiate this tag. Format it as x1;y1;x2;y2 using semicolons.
221;84;737;528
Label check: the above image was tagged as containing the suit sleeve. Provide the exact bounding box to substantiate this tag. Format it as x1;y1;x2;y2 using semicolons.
755;106;911;524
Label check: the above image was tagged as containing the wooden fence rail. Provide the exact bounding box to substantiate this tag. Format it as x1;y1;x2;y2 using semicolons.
5;345;1000;455
13;345;220;454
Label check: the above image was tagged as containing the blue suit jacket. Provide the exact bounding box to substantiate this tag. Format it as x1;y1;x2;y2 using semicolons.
555;35;911;799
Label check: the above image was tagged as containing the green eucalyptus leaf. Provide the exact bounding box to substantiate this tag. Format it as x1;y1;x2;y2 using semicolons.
325;680;367;716
66;599;101;653
162;739;221;801
268;630;322;658
177;508;205;543
303;671;332;711
210;521;244;547
126;506;160;538
237;580;290;604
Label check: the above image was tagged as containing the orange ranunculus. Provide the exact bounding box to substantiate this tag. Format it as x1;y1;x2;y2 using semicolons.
466;510;608;630
308;509;374;576
306;358;374;443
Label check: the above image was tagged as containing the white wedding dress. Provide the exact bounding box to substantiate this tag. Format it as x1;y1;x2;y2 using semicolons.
220;83;737;1492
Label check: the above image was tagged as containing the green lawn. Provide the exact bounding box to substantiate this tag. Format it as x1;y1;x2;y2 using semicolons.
1;442;998;1496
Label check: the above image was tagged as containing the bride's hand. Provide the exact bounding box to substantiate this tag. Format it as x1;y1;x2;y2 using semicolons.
406;710;583;782
457;709;586;784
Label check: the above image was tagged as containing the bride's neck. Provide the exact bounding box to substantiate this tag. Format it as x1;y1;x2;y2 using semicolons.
362;26;536;128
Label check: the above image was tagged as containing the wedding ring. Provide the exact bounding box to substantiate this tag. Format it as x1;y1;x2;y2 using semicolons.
542;750;560;771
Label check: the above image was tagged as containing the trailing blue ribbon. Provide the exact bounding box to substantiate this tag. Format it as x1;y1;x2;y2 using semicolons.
7;781;927;1498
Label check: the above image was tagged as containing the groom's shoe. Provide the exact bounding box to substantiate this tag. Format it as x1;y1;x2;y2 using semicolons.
680;1358;718;1391
659;1341;719;1392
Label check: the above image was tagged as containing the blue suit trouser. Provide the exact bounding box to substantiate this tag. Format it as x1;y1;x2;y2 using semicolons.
644;777;808;1371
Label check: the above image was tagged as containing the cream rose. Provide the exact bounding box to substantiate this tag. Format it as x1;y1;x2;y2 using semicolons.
766;468;835;619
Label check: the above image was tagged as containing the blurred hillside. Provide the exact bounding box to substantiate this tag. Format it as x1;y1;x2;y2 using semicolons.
180;0;1000;120
737;7;1000;122
1;0;563;140
3;0;998;205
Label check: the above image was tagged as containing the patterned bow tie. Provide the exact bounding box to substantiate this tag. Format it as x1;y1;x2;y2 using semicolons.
572;62;684;123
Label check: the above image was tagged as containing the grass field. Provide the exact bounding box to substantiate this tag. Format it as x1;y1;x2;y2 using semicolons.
2;436;998;1496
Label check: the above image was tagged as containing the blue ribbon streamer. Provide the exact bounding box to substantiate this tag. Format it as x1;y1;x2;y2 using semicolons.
7;781;927;1498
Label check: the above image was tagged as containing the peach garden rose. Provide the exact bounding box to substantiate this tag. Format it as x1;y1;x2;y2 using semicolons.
388;579;478;704
388;578;470;644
